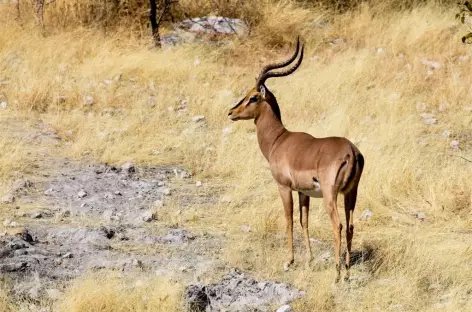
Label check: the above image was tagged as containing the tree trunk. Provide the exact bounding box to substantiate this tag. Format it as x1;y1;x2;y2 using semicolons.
35;0;44;28
149;0;161;47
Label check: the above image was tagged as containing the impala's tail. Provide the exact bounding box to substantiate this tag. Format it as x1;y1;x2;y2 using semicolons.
340;145;364;193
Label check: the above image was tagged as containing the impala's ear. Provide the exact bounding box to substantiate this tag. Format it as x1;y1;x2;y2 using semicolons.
259;85;266;99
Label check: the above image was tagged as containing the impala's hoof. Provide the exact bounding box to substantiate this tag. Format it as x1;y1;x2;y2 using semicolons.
283;260;293;272
344;272;351;282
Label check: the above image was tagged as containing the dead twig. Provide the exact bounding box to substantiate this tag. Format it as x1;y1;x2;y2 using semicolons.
449;154;472;163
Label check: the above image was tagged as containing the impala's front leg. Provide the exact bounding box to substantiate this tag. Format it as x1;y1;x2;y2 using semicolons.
278;185;294;271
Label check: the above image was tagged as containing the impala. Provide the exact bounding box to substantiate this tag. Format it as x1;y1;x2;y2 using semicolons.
227;38;364;282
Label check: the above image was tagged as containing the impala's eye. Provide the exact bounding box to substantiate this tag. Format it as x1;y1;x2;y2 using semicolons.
249;95;258;103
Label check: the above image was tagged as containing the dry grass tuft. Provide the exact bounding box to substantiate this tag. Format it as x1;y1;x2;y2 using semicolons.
56;273;182;312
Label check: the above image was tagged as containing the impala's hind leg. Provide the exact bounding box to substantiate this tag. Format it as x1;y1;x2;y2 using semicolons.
298;192;312;264
323;187;342;283
278;185;294;271
344;186;358;281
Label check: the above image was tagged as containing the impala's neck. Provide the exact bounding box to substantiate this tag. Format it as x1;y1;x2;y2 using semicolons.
255;92;286;161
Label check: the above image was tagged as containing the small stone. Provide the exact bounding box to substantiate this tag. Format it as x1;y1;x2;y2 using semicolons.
420;113;437;125
194;58;201;66
192;115;205;122
438;102;447;111
44;188;55;196
359;209;373;221
77;190;87;198
277;305;293;312
3;219;12;227
222;126;232;135
1;193;14;204
46;288;63;301
162;188;171;196
9;221;19;227
221;196;232;203
114;191;122;196
196;181;202;187
0;101;8;109
330;38;345;45
376;47;385;54
154;199;164;208
464;106;472;112
157;181;165;187
62;252;73;258
459;55;470;63
121;162;135;173
132;258;143;267
240;225;251;232
104;79;113;85
441;130;450;138
416;212;426;220
102;209;114;221
30;211;43;219
450;140;460;151
416;102;426;112
167;106;175;112
421;58;440;70
84;95;94;105
141;211;156;222
180;171;191;179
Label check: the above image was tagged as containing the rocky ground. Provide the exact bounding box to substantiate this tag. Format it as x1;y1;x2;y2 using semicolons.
0;117;306;311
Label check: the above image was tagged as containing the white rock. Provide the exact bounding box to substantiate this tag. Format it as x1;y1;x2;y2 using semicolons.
438;102;447;111
1;193;14;204
464;106;472;112
102;209;114;221
376;47;385;54
221;196;232;203
359;209;373;221
458;55;469;63
46;288;63;301
222;126;233;135
450;140;460;151
162;188;171;196
416;212;426;220
196;181;203;187
104;79;113;85
0;101;8;109
141;211;156;222
157;181;165;187
330;38;345;45
3;219;12;227
441;130;450;137
421;58;440;70
388;92;401;102
240;225;251;232
276;305;293;312
84;95;94;105
153;199;164;208
420;113;437;125
416;102;426;112
167;106;175;112
77;190;87;198
194;58;201;66
121;162;135;173
192;115;205;122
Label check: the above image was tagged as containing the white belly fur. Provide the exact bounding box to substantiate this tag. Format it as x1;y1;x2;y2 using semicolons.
294;181;323;198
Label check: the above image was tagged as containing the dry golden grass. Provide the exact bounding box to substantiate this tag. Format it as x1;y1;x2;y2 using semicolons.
56;273;182;312
1;1;472;311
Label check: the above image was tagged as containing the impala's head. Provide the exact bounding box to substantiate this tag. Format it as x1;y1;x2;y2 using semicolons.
228;37;305;122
